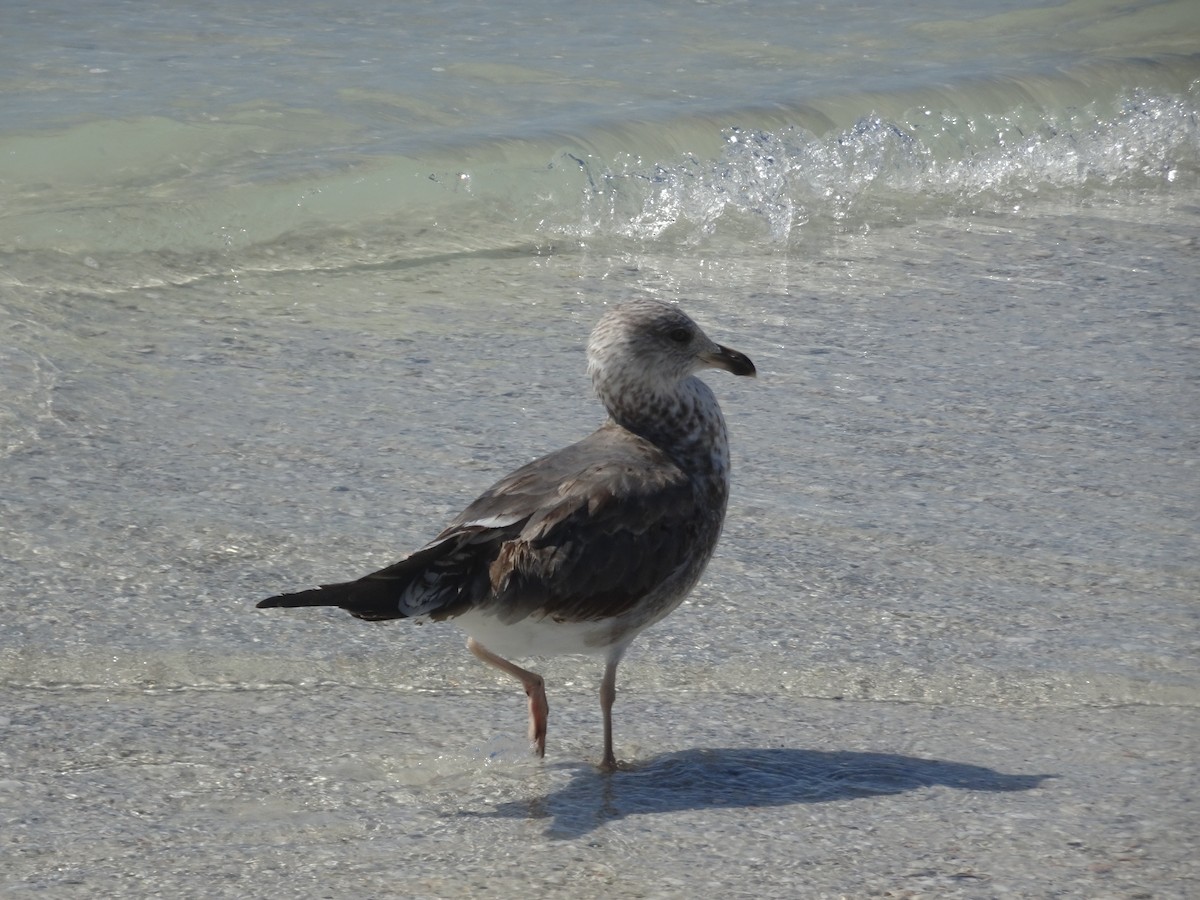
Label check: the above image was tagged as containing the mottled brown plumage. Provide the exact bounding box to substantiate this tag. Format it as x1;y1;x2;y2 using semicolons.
257;298;755;770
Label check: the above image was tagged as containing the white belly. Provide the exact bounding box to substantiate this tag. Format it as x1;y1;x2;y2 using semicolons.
448;607;632;660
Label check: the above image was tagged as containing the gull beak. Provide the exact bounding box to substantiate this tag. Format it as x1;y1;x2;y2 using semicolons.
700;344;757;378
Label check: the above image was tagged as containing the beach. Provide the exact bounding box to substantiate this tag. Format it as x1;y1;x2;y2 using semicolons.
2;2;1197;896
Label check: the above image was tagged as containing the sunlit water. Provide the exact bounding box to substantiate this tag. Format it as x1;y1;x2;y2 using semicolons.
2;1;1198;897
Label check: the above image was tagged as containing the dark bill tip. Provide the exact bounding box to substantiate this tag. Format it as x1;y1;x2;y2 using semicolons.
704;344;757;378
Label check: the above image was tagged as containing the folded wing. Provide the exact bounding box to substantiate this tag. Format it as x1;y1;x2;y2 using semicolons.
256;423;707;625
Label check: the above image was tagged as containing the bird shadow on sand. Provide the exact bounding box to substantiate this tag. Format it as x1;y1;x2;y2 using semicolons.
459;747;1054;839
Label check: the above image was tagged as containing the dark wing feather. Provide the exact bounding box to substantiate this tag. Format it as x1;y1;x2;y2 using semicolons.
254;531;500;621
258;422;715;626
463;424;714;624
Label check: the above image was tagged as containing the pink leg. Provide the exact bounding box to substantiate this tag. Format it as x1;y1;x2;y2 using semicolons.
598;647;627;772
599;656;619;772
467;637;549;757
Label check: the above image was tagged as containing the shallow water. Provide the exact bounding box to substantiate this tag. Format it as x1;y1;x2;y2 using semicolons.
2;1;1198;897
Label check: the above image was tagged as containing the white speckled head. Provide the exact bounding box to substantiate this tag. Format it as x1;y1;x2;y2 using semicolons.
587;299;754;407
585;299;755;471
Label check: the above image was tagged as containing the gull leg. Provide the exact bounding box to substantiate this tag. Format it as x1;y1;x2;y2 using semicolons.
598;649;625;772
467;637;549;757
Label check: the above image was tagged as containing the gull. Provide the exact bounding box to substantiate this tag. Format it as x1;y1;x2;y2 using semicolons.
257;298;755;770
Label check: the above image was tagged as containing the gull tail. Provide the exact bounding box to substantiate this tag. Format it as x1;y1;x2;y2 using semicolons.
256;532;491;622
256;580;405;621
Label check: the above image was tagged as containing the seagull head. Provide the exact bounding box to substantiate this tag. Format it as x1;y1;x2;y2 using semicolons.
587;299;756;403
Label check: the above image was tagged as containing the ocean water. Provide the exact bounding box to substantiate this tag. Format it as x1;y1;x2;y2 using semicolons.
1;1;1198;897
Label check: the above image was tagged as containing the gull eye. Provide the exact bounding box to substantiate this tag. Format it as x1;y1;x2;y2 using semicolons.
667;326;691;344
